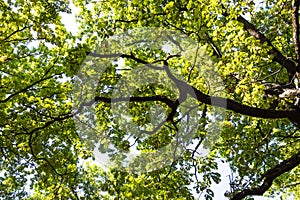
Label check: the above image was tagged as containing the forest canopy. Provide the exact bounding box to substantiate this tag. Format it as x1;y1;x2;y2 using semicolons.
1;0;300;199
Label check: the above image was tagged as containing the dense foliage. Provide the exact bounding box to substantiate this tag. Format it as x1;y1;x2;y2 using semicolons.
1;0;300;199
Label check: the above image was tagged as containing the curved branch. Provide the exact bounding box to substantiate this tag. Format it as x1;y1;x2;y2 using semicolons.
2;25;32;42
76;95;179;123
235;15;297;79
231;150;300;200
26;115;72;176
94;95;174;107
161;71;300;125
81;56;300;126
222;7;297;79
93;95;179;122
0;73;63;103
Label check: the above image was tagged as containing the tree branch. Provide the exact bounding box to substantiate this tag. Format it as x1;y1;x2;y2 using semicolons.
235;15;297;79
26;114;73;176
89;50;300;125
160;65;300;124
2;25;32;42
0;73;63;103
87;52;300;125
190;85;300;125
231;150;300;200
85;95;174;107
205;32;222;58
221;9;297;79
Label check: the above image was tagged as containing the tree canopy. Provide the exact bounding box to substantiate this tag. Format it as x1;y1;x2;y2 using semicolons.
1;0;300;199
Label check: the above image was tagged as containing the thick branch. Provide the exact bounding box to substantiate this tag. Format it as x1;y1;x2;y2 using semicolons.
89;52;300;124
231;151;300;200
161;72;300;125
235;15;297;79
76;94;180;125
84;95;179;122
86;95;174;108
292;0;300;62
190;85;300;124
